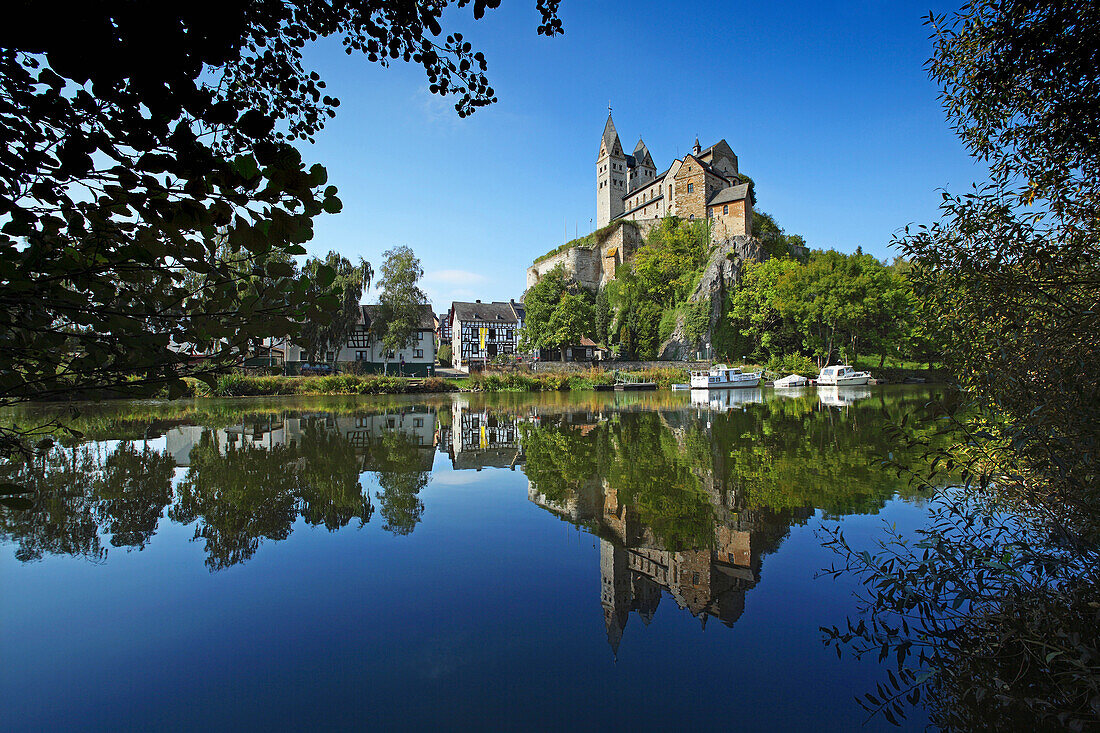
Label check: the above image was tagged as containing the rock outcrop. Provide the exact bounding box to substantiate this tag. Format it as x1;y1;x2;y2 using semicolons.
658;236;765;360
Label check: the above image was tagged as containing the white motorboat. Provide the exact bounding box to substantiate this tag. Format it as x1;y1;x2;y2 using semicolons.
689;364;762;389
671;383;691;390
773;373;809;388
816;365;871;386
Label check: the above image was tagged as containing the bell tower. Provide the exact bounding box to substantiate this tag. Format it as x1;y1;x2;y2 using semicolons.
596;111;625;228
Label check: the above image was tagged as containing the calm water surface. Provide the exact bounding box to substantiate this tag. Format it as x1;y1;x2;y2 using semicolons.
1;387;939;731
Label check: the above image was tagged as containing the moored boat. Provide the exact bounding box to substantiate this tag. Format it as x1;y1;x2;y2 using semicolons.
816;365;871;386
773;374;809;388
689;364;762;389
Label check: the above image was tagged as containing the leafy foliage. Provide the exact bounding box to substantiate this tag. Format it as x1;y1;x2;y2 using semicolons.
298;252;372;360
373;245;428;353
730;250;919;367
0;1;562;457
823;2;1100;728
520;264;595;356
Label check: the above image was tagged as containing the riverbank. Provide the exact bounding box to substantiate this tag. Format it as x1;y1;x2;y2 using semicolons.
187;367;693;397
179;365;944;398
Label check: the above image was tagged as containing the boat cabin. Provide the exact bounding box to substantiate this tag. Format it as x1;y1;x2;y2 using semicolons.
820;365;856;379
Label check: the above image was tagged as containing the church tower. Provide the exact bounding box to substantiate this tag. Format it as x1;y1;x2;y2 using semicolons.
596;113;625;228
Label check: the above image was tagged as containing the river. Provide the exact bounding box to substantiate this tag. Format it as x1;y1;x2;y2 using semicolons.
0;386;940;730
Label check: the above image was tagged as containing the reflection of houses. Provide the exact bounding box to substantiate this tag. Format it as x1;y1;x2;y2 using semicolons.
441;399;526;470
530;477;810;655
165;409;439;470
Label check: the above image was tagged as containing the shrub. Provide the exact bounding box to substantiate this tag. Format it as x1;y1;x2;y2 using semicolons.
767;354;819;377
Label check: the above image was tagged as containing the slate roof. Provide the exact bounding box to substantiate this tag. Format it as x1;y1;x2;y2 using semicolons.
707;183;753;206
360;304;436;330
600;114;622;158
452;301;519;324
633;139;655;168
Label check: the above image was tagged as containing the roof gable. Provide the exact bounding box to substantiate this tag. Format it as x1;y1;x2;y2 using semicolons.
599;114;623;159
452;300;519;324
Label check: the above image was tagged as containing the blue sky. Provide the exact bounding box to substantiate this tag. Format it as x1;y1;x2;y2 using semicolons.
299;1;978;309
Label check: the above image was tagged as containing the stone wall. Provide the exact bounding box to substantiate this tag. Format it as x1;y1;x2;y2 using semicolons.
673;158;707;221
708;199;752;239
527;220;658;291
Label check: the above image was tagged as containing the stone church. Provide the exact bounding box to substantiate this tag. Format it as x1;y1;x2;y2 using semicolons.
596;113;753;237
527;114;755;292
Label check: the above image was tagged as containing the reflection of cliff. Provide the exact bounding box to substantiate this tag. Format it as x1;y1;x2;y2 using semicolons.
530;475;810;654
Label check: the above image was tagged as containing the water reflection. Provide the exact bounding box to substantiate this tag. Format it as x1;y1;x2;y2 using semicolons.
1;390;931;586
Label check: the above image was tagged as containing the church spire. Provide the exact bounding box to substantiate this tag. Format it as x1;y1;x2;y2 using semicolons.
599;112;623;160
693;137;701;155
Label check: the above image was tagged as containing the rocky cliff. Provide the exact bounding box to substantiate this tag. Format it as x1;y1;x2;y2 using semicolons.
658;236;765;360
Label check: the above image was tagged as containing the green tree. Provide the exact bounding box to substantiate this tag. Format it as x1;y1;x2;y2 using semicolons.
825;2;1100;728
373;245;428;357
520;264;596;358
594;288;611;346
299;252;372;362
0;1;562;457
546;292;595;359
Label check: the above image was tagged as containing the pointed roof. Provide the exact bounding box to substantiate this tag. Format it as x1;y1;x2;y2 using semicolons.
633;138;654;168
599;114;623;159
693;137;701;154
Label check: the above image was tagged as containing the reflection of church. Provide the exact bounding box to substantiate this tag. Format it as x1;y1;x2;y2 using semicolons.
531;477;811;655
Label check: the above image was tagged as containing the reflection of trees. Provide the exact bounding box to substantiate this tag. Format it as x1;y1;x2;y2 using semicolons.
296;422;373;531
368;431;431;536
0;442;174;562
94;442;175;549
523;389;941;551
171;431;300;570
171;419;375;569
607;413;716;551
710;391;933;516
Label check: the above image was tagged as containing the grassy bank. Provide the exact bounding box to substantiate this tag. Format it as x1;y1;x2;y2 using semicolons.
187;374;462;397
467;367;689;392
176;367;691;397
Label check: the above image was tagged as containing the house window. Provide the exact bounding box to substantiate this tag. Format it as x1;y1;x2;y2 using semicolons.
687;183;694;193
356;351;368;361
325;351;334;362
385;349;395;359
723;204;729;214
413;417;424;427
414;349;424;358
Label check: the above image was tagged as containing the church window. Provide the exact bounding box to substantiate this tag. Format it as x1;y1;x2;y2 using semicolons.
689;214;695;221
687;183;694;193
723;204;729;214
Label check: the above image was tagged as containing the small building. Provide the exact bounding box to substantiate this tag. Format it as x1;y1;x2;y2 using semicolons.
538;337;609;363
278;304;437;376
436;307;452;346
450;300;520;372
